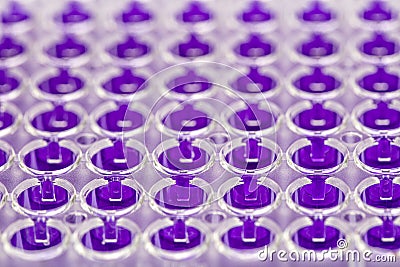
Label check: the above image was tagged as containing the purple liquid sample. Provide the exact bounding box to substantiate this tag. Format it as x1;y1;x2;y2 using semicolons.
107;36;150;59
240;1;273;23
0;68;20;95
365;224;400;250
158;140;210;171
361;33;398;57
23;142;77;172
167;70;212;95
358;67;400;94
46;35;87;59
11;226;62;250
293;67;341;94
82;226;133;251
235;34;274;58
90;143;143;172
224;178;275;209
231;67;277;94
0;148;8;168
85;184;139;210
0;36;24;59
293;103;342;131
96;104;145;133
38;69;84;95
225;139;277;171
0;191;4;206
228;103;276;132
154;182;208;209
17;185;69;210
162;104;211;132
362;1;395;22
291;138;344;170
56;1;90;24
172;34;212;58
180;1;212;23
300;1;333;22
359;138;400;169
0;111;14;131
292;181;344;209
293;225;343;250
102;69;147;95
222;223;272;249
1;1;30;24
151;224;204;251
119;1;152;23
31;105;80;132
362;182;400;209
359;102;400;131
298;34;337;58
